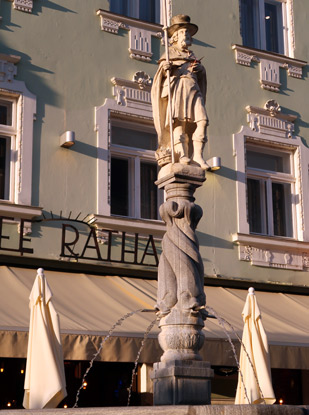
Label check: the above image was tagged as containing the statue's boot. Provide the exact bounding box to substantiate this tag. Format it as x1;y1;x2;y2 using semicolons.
192;140;210;170
175;140;190;164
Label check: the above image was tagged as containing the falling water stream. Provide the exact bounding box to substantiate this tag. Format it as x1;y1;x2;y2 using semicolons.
127;316;157;406
74;306;264;407
73;308;156;408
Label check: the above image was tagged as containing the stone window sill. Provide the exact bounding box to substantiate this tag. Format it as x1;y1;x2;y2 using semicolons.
96;9;162;33
232;44;307;92
0;201;42;220
232;233;309;271
89;214;166;238
96;10;162;62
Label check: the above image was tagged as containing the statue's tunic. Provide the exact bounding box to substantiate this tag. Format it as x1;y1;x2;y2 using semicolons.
151;47;208;150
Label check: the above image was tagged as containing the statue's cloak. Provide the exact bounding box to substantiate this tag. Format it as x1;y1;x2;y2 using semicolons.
151;47;207;150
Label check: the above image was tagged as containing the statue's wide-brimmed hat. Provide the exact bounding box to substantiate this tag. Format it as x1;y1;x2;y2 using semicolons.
167;15;198;38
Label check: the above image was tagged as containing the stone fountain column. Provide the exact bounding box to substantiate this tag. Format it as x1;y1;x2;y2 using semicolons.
152;163;214;405
150;13;214;405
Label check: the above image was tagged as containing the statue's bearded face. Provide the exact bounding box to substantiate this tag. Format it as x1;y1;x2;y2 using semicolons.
175;28;192;50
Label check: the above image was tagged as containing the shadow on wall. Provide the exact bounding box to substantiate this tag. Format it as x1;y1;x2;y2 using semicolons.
32;0;77;16
280;106;309;144
209;165;237;181
196;232;234;250
192;38;216;49
0;0;76;31
0;45;62;206
70;141;99;160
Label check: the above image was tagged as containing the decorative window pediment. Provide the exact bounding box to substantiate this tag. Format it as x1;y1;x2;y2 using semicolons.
232;44;307;92
111;71;152;113
96;10;162;62
246;100;296;138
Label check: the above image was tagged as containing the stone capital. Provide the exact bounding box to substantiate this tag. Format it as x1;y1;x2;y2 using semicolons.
156;163;206;189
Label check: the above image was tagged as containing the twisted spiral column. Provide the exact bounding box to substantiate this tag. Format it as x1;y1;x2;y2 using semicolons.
155;171;207;362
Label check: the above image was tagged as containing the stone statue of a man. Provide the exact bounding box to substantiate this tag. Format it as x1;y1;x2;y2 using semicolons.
152;14;209;170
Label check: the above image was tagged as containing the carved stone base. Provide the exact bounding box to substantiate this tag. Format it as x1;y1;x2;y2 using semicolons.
158;310;205;362
152;360;213;405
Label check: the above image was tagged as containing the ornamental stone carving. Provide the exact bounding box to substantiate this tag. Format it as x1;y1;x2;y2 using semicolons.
238;245;304;270
260;59;281;92
155;185;206;320
96;10;162;63
232;44;307;92
264;99;281;116
133;71;152;89
100;17;122;34
9;0;33;13
246;101;297;139
111;75;152;113
0;54;20;82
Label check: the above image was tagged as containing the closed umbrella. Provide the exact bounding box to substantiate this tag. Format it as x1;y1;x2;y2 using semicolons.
235;287;275;404
23;268;67;409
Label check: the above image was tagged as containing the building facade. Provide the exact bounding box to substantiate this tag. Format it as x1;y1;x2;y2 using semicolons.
0;0;308;407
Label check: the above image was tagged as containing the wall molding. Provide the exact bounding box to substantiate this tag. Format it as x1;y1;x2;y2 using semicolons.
96;9;162;62
111;71;152;112
0;53;20;82
8;0;33;13
246;100;297;139
232;44;307;92
233;233;309;271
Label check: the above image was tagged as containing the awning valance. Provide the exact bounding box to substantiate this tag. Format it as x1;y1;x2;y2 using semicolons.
0;266;308;369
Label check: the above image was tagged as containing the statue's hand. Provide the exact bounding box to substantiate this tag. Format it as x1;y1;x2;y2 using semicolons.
191;61;204;73
162;61;173;72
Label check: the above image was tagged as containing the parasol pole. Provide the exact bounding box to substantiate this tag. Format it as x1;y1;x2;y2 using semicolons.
162;0;175;164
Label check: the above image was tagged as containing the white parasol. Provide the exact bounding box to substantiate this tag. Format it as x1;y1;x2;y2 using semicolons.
235;287;276;404
23;268;67;409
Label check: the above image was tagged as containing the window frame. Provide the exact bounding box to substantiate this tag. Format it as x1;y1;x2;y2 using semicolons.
0;94;18;202
233;106;309;269
95;97;163;224
234;126;309;243
245;141;297;238
110;0;162;24
0;55;42;224
0;135;13;201
240;0;293;57
110;142;161;220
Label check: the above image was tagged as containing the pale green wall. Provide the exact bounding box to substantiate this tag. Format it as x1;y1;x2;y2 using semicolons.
0;0;162;214
0;0;308;286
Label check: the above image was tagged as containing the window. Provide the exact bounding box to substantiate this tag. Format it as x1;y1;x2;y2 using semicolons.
246;144;295;237
110;0;161;23
96;76;166;235
240;0;290;55
110;117;161;220
0;54;42;225
0;97;16;201
233;102;309;269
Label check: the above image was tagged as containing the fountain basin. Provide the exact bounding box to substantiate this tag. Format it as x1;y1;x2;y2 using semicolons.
1;405;308;415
